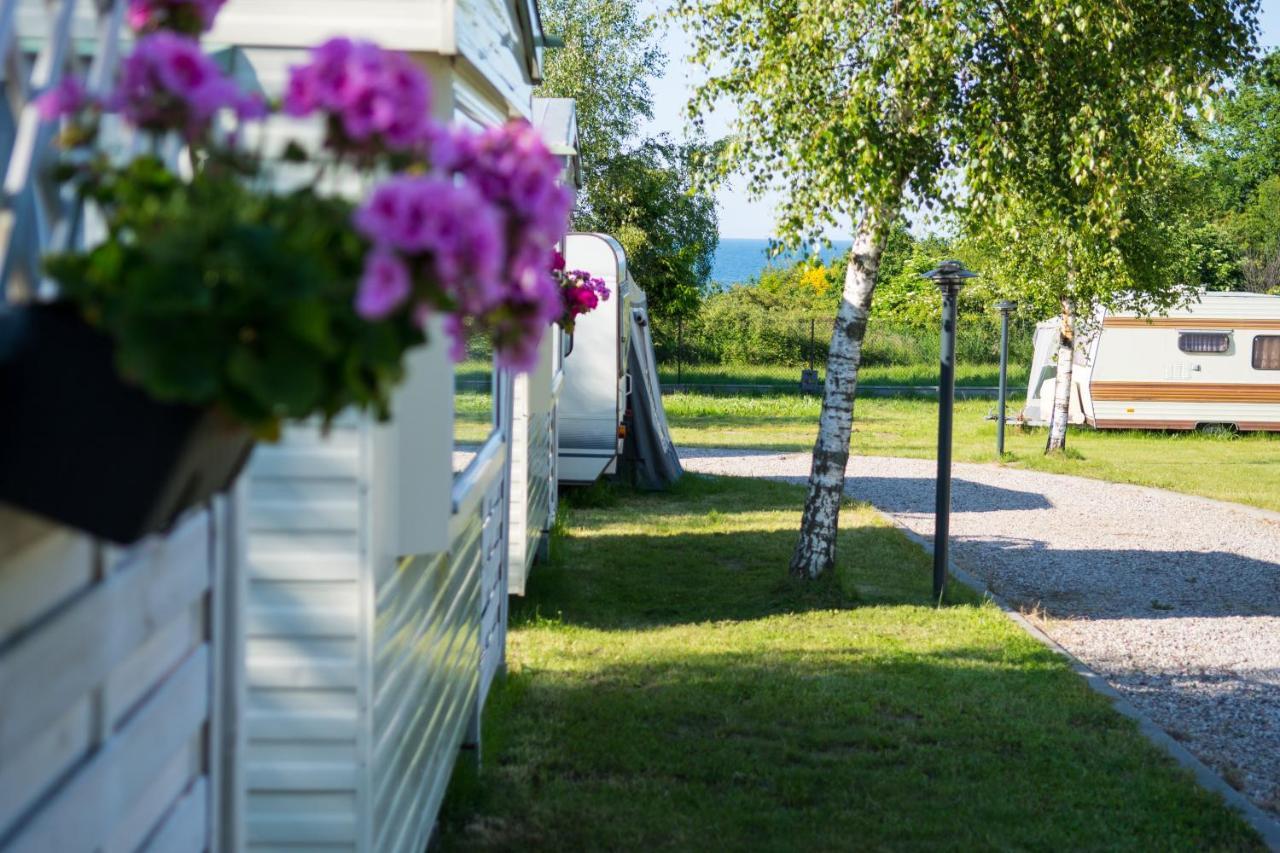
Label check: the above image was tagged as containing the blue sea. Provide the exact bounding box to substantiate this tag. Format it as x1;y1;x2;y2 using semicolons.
710;238;853;287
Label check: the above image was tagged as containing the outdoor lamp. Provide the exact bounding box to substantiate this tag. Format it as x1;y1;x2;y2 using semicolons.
921;260;978;602
995;300;1018;457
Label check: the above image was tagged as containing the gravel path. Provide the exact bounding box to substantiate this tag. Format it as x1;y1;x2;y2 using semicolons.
679;447;1280;817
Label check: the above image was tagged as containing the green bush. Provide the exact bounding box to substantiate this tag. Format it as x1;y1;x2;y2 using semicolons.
653;288;1035;369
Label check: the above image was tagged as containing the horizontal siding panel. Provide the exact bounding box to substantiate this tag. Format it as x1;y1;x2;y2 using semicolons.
248;709;359;741
247;605;359;639
249;532;360;558
245;812;358;845
248;659;360;689
248;555;361;582
249;499;360;534
246;762;359;792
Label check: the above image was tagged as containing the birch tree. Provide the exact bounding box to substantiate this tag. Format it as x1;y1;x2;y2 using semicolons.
675;0;1257;578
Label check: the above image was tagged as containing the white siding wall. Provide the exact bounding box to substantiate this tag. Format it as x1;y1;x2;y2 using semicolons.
509;330;559;595
0;500;241;853
242;420;368;850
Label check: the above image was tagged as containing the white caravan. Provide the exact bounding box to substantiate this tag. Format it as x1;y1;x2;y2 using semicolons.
558;233;633;483
1022;292;1280;431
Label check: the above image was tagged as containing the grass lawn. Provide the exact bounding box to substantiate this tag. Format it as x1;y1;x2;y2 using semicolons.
665;393;1280;512
438;475;1260;850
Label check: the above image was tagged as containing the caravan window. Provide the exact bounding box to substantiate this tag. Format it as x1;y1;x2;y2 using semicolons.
1178;331;1230;354
1253;336;1280;370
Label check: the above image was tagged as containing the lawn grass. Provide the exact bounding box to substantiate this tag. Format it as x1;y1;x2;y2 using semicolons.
664;393;1280;512
438;475;1260;850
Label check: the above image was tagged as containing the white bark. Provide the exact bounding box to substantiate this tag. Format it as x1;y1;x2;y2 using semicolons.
790;217;887;579
1045;296;1075;453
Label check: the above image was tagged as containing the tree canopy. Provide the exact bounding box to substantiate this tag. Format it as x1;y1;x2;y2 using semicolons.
537;0;664;213
539;0;718;320
579;136;719;321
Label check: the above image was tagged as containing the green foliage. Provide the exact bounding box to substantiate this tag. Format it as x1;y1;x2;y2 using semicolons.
656;235;1038;368
539;0;718;321
46;156;423;437
537;0;664;210
1198;50;1280;210
1221;174;1280;292
578;137;719;320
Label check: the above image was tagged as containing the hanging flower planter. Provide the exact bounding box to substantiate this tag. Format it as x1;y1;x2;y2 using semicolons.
0;303;254;542
554;260;611;343
0;12;572;544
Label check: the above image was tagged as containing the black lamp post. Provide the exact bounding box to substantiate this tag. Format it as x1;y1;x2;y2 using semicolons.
995;300;1017;456
922;260;978;602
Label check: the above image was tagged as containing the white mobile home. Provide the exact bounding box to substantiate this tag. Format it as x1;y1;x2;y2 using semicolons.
558;233;633;484
212;1;549;849
508;99;580;596
1023;292;1280;431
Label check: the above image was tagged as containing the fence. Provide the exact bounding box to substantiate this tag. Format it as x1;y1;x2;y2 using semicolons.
653;310;1038;377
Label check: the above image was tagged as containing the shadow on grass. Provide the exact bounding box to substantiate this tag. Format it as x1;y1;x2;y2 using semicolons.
437;474;1263;851
524;475;978;631
440;641;1259;851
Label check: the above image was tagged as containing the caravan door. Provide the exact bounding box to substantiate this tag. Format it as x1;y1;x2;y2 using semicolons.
559;233;628;484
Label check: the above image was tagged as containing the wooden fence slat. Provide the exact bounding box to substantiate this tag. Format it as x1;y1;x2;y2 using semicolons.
4;647;208;853
0;514;210;760
138;777;208;853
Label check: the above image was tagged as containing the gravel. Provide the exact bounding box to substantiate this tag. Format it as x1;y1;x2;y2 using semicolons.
679;447;1280;817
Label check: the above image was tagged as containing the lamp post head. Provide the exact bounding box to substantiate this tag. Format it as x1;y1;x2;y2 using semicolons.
996;300;1017;314
922;259;978;294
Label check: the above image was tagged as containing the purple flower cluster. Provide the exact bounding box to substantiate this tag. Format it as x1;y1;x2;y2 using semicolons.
353;175;505;319
447;121;574;368
36;76;88;121
352;120;573;370
284;38;434;155
558;267;610;333
127;0;227;34
114;32;256;136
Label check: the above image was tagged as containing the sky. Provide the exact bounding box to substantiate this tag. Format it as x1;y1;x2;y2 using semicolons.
639;0;1280;240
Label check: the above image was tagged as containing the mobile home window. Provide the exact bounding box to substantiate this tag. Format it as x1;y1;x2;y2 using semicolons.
1178;331;1230;354
1253;336;1280;370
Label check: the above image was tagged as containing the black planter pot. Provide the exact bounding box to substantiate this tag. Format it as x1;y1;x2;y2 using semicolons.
0;303;255;544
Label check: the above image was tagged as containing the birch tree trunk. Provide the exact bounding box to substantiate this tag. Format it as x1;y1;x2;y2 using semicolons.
1044;295;1075;453
789;216;889;579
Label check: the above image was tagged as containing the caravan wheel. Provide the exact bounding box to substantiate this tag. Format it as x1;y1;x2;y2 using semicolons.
1196;422;1239;437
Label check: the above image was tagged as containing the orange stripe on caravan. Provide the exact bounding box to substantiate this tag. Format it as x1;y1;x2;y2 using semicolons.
1102;317;1280;330
1091;382;1280;402
1095;418;1280;432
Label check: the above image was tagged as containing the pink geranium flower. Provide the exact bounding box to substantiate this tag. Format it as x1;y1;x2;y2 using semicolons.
114;32;248;138
355;250;412;319
284;39;434;155
36;76;87;121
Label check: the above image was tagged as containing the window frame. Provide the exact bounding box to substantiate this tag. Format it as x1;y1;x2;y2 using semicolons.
1252;335;1280;371
1177;330;1231;355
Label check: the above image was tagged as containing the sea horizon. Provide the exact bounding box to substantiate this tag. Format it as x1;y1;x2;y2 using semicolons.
710;236;853;287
